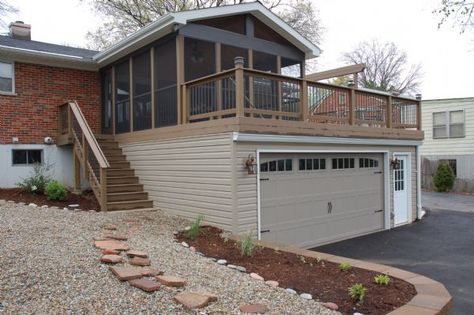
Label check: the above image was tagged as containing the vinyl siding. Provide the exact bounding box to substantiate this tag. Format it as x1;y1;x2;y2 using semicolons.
421;98;474;155
120;133;235;231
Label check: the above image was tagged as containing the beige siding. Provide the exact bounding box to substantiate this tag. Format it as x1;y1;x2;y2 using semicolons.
120;133;235;231
421;98;474;155
235;142;418;235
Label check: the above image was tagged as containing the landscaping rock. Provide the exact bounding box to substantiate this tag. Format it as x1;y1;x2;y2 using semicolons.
217;259;227;265
68;204;79;208
227;264;237;269
28;203;37;207
0;200;5;204
195;252;204;256
181;241;189;248
184;226;191;231
189;246;196;252
300;293;312;300
103;233;128;241
286;288;297;294
265;280;279;288
250;273;264;281
156;275;187;287
209;258;217;262
126;250;148;258
100;255;123;264
129;278;161;292
174;292;214;309
236;266;247;273
102;249;120;255
322;302;339;311
109;266;142;281
41;205;48;208
129;257;151;266
63;207;68;210
94;240;129;251
240;303;269;314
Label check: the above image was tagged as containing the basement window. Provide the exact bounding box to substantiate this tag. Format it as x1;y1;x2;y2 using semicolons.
12;149;42;165
0;60;14;94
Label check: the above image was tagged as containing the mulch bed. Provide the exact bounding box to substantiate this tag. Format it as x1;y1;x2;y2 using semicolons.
177;226;416;315
0;188;100;210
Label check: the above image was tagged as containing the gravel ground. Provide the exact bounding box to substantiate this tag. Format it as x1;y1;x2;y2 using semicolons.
0;201;339;315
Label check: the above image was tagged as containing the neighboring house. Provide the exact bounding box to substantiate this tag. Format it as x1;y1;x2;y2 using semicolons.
0;3;424;248
421;97;474;192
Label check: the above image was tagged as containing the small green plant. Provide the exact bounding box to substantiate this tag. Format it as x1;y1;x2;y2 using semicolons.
17;163;52;194
348;283;366;304
185;214;204;240
239;231;255;257
433;163;455;192
374;274;391;285
339;262;352;272
45;181;68;201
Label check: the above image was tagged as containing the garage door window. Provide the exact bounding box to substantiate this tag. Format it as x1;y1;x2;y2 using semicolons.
260;159;292;172
332;158;355;169
359;158;379;168
299;158;326;171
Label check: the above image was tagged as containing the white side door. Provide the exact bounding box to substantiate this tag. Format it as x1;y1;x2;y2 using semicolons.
394;155;409;225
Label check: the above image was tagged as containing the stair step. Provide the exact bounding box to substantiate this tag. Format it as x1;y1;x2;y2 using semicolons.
95;134;115;140
108;169;134;177
106;155;127;162
108;161;130;168
107;199;153;211
99;142;120;149
102;148;123;155
107;176;139;185
107;183;143;193
107;191;148;202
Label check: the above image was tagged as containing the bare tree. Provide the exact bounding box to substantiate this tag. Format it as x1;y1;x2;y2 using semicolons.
0;0;18;30
342;40;422;96
83;0;322;50
434;0;474;33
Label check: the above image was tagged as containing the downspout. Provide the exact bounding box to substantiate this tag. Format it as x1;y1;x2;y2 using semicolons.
416;145;425;219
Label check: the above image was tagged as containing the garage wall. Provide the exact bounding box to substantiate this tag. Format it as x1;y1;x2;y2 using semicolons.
120;133;235;231
235;141;418;234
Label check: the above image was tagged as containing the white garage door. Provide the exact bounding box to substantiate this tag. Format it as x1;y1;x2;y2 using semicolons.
259;153;385;248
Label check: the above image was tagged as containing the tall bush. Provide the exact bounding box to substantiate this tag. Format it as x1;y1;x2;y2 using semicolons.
433;163;455;192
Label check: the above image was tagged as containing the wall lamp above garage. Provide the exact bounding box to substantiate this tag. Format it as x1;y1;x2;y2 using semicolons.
245;154;257;175
390;157;400;170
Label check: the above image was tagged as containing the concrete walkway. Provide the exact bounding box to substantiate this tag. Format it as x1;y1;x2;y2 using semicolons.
423;191;474;212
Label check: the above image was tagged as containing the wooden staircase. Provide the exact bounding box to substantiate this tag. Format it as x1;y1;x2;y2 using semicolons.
96;136;153;211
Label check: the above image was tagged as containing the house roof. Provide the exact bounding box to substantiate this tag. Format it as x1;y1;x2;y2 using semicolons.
94;2;321;65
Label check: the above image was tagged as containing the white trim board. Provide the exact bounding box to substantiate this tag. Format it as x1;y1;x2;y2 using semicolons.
393;152;413;226
233;132;423;146
256;149;391;241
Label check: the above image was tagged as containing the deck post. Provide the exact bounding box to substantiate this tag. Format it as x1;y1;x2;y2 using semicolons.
387;95;393;128
301;80;308;121
349;88;356;125
416;94;422;130
67;104;72;139
234;57;245;117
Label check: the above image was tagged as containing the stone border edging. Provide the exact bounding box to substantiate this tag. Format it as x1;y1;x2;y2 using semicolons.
230;236;452;315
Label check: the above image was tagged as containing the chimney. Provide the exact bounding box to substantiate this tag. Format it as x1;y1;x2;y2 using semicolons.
9;21;31;41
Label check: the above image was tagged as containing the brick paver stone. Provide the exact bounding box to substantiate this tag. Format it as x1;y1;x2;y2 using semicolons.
100;255;123;264
129;278;161;292
130;257;151;266
140;267;163;277
126;250;148;258
174;292;214;309
156;275;187;287
103;233;128;241
109;266;143;281
102;249;120;255
94;240;129;251
239;304;269;314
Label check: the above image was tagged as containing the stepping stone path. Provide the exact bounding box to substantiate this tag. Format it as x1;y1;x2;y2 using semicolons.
100;255;123;264
103;233;128;241
129;278;161;292
126;250;148;258
102;249;120;255
109;266;143;281
140;267;163;276
156;275;187;287
240;304;269;314
130;257;151;266
174;292;217;309
94;240;130;251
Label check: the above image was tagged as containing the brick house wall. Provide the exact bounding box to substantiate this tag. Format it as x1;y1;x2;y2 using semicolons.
0;62;101;144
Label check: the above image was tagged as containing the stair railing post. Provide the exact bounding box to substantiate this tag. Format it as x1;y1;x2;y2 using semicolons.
387;95;393;128
100;167;107;211
82;134;88;178
301;80;308;121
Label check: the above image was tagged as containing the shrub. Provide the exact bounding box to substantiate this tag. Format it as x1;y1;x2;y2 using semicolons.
433;163;455;192
348;283;366;304
185;214;204;240
240;231;255;257
374;274;391;285
45;181;68;201
339;262;352;272
17;163;52;194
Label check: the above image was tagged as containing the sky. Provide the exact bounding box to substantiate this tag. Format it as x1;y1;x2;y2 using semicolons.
2;0;473;100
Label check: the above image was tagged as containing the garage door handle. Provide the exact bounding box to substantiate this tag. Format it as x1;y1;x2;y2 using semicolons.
374;209;383;213
261;229;270;233
260;178;269;181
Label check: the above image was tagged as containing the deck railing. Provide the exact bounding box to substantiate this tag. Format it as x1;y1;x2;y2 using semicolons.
182;63;421;130
58;101;110;211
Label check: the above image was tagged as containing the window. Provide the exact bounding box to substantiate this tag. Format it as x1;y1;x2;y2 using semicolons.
132;51;152;131
115;60;131;133
0;60;14;93
433;110;465;139
12;149;42;165
299;158;326;171
260;159;293;172
155;38;177;127
359;158;379;168
332;158;355;169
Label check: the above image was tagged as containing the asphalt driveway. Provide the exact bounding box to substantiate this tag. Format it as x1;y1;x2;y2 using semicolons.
313;206;474;314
